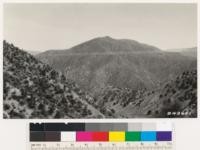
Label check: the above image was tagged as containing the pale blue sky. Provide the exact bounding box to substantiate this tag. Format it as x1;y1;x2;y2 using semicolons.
4;3;197;52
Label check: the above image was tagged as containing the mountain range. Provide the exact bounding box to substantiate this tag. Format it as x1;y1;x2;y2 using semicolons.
3;36;197;118
37;37;196;97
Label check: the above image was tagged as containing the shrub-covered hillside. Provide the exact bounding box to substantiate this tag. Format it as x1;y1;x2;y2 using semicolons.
3;41;103;118
157;70;197;117
102;70;197;118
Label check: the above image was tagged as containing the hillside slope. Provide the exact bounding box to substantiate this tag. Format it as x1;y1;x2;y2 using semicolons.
92;70;197;118
167;47;197;58
37;37;196;97
180;47;197;58
3;41;103;119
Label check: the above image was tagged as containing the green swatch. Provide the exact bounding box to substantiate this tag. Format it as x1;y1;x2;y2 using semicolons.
125;132;141;141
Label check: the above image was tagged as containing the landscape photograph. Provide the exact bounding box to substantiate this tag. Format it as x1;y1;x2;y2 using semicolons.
3;3;197;118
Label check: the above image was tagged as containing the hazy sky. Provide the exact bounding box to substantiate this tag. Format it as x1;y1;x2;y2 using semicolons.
4;3;197;52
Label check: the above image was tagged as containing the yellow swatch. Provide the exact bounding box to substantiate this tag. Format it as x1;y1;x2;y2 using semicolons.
109;131;125;142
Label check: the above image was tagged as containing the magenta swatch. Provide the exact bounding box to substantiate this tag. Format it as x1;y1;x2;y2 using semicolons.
76;132;93;141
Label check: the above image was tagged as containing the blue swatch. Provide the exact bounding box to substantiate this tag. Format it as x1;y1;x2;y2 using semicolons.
141;131;156;141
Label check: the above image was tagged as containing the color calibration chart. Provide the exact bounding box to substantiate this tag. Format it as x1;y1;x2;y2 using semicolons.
29;122;174;150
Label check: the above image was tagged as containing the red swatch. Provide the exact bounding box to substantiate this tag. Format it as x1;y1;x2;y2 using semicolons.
92;132;109;141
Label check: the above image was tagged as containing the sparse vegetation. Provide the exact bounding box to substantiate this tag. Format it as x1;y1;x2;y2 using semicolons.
3;41;102;119
3;39;197;118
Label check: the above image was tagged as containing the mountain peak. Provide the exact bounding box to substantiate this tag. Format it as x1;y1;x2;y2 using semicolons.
92;36;114;41
101;36;112;39
67;36;161;54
